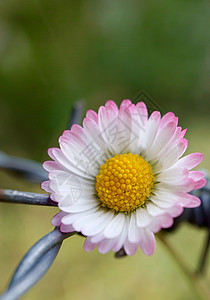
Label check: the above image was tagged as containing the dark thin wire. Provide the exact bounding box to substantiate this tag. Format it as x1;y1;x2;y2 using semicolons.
0;151;48;183
67;99;85;129
0;228;75;300
0;189;57;207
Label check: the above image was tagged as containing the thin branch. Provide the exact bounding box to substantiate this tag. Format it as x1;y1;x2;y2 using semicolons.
0;190;57;207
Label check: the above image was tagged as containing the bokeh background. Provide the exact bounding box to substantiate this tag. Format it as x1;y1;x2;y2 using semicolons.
0;1;209;299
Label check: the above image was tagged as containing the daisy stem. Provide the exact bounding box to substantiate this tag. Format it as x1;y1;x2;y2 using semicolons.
157;232;209;300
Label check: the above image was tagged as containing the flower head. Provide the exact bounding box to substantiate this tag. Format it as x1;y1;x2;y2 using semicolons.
42;100;206;256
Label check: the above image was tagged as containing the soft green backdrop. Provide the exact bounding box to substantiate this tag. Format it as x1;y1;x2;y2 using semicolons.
0;1;209;299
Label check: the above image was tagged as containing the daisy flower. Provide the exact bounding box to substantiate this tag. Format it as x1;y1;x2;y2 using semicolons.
42;100;206;256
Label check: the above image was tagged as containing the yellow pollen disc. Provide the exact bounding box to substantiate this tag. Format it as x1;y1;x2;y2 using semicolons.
96;153;155;213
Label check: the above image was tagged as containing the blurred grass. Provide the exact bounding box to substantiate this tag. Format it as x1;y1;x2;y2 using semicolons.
0;0;210;299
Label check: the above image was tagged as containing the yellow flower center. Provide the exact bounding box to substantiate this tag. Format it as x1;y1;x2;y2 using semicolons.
96;153;155;213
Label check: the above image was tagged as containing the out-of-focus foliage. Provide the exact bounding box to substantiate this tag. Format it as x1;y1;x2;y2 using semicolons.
0;1;209;300
0;0;210;159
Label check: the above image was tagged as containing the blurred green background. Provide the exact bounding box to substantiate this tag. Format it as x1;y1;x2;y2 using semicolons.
0;1;209;299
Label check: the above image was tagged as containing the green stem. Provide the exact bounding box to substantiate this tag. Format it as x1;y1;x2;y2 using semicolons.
157;232;209;300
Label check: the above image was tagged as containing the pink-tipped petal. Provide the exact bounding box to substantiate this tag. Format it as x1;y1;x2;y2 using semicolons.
193;178;207;190
174;153;204;170
120;99;132;109
60;224;75;233
84;237;97;252
139;230;156;256
41;181;52;193
188;171;206;189
136;102;148;127
105;100;119;110
168;205;184;218
176;192;201;208
189;171;205;181
86;110;98;123
124;238;139;256
98;238;116;254
52;211;68;226
160;213;174;228
180;128;187;138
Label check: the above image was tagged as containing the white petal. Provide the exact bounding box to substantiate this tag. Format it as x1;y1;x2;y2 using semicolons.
136;208;152;227
146;202;165;216
98;104;119;154
128;212;141;243
49;171;94;200
61;207;98;225
83;116;109;158
59;140;99;177
72;210;102;231
51;148;94;179
104;213;125;239
59;199;98;213
116;107;133;153
155;139;188;172
82;211;114;236
146;121;176;161
156;168;189;182
127;104;144;154
154;126;182;161
112;217;129;252
142;111;161;151
150;192;176;208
